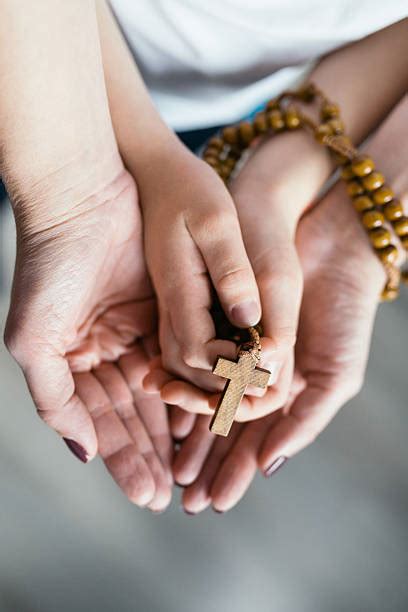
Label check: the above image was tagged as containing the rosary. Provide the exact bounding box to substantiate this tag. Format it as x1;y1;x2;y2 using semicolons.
204;82;408;437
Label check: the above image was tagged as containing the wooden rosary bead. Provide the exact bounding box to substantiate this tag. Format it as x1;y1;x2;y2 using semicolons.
362;209;385;229
238;121;255;146
351;156;375;177
285;107;301;129
207;137;224;151
253;112;268;134
393;216;408;237
223;157;236;170
321;102;340;120
218;165;231;180
347;181;365;197
268;109;285;131
204;147;222;159
222;126;239;145
297;83;316;102
384;199;404;221
377;244;399;264
204;156;219;167
372;185;394;206
315;123;333;143
341;164;355;181
381;286;399;301
328;118;344;134
352;195;374;212
369;227;391;249
266;99;280;111
361;171;385;192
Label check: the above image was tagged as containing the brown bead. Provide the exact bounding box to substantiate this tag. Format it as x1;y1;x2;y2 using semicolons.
207;137;224;151
203;146;221;159
297;83;316;102
223;157;236;170
353;195;374;212
315;122;333;143
268;110;285;131
381;286;399;301
285;107;301;129
321;103;340;120
393;216;408;237
328;118;344;134
340;164;355;181
238;121;254;146
372;185;394;206
218;165;231;180
253;112;268;134
362;210;385;229
266;99;280;111
362;171;385;191
222;126;239;145
402;270;408;284
369;227;391;249
351;156;375;177
384;199;404;221
347;181;365;197
377;245;398;264
203;156;219;167
401;235;408;250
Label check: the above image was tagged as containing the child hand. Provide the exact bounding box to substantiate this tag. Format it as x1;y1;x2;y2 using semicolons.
143;128;330;420
139;142;262;388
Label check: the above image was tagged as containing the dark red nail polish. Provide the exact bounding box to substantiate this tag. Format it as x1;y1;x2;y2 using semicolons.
264;455;287;477
63;438;88;463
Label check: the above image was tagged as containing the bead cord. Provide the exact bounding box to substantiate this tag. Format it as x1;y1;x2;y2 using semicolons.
202;82;407;303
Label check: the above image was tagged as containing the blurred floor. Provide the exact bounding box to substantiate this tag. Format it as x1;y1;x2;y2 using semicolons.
0;202;407;612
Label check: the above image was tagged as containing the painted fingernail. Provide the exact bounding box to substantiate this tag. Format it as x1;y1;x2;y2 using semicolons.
63;438;88;463
263;362;283;386
230;299;261;327
264;455;287;477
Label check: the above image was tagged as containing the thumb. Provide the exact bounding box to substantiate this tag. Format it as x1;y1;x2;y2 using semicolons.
4;325;98;462
188;201;262;329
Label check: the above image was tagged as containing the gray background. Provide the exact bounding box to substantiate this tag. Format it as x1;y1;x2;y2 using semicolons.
1;202;407;612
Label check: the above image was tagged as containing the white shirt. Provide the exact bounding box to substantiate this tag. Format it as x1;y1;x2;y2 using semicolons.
110;0;407;130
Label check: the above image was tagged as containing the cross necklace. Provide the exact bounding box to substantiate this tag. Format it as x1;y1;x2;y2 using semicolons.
210;327;271;436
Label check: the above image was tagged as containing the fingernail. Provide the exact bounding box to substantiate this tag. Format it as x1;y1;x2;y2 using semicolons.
263;362;283;386
230;299;260;327
264;455;287;477
63;438;88;463
180;505;196;516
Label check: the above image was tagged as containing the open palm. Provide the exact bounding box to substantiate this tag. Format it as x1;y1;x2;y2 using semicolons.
5;168;172;510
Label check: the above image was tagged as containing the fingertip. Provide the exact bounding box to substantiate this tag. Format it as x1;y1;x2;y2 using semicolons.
142;372;161;393
229;299;261;328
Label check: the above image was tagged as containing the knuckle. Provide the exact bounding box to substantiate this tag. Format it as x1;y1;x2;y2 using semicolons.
180;344;206;369
216;265;254;295
274;326;298;349
258;262;303;299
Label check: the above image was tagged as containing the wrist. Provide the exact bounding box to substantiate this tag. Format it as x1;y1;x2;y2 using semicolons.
10;147;125;237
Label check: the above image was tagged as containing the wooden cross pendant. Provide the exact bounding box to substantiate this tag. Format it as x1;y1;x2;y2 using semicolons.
210;351;271;437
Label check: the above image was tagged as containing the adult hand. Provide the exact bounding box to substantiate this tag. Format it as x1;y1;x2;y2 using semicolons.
172;96;408;513
5;167;173;511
